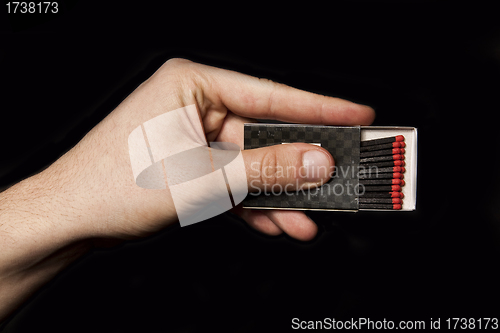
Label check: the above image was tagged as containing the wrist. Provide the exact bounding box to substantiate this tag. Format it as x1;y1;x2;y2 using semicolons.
0;171;94;320
0;170;93;273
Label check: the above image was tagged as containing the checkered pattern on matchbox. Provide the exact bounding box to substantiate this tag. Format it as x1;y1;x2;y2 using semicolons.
242;124;360;210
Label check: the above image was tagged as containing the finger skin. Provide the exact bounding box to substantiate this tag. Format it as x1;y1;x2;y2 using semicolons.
263;210;318;241
215;111;257;148
232;206;317;241
183;60;375;126
233;206;283;236
242;143;335;192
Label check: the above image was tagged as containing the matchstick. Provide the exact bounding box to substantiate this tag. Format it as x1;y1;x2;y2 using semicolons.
360;141;406;152
359;197;402;204
359;160;405;168
360;179;405;185
360;154;404;164
363;185;401;192
359;166;405;174
360;135;404;147
359;172;404;180
360;148;405;159
359;203;402;210
361;192;404;198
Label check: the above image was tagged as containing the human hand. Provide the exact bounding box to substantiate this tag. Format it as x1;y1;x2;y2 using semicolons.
41;58;374;242
0;58;375;319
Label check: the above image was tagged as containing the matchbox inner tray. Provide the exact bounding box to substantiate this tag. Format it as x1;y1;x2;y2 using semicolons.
242;124;417;212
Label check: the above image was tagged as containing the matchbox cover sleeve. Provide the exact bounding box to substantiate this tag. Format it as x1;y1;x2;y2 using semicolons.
243;124;360;211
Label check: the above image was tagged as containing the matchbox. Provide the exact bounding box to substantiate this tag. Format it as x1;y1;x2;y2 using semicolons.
242;124;417;212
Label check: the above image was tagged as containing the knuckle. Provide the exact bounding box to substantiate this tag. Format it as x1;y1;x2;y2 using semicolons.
259;151;278;186
258;78;285;116
258;77;274;85
163;57;192;69
156;58;193;78
157;58;210;93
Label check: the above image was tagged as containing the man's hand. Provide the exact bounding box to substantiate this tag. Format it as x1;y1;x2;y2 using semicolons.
0;58;374;321
62;58;374;239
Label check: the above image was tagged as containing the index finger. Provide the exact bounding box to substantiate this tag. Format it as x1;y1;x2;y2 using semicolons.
203;63;375;125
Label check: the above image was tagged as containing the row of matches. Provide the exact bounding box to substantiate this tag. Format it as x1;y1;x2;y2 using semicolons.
358;135;406;210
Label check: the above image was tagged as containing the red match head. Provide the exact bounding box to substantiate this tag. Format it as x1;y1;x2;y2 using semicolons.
392;179;406;186
392;148;402;154
391;185;401;192
390;192;404;198
395;135;405;142
393;204;402;210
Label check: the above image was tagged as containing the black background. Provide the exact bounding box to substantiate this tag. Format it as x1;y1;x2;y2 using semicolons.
2;1;500;332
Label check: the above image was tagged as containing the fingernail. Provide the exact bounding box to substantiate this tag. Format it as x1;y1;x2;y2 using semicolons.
302;150;332;183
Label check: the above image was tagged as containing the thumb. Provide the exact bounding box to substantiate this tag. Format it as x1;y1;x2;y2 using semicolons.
243;143;335;194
